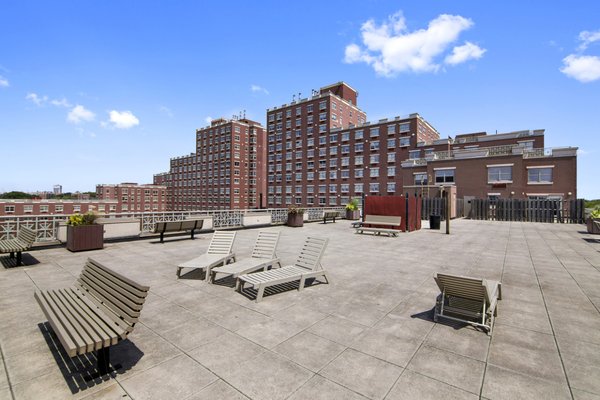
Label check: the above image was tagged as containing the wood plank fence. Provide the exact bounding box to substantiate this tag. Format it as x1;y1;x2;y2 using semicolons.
469;198;585;223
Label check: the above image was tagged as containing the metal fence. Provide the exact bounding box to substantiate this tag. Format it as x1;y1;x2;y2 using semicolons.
469;198;585;223
0;207;346;243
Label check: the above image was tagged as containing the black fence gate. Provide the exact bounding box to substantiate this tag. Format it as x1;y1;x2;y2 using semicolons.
469;198;585;223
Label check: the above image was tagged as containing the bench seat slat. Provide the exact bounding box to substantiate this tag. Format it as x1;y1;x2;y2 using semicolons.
53;289;105;352
59;288;117;348
42;290;90;355
35;291;80;357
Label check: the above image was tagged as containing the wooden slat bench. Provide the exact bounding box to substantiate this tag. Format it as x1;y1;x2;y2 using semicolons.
354;215;402;237
35;258;150;379
323;211;340;224
153;218;204;243
0;226;36;266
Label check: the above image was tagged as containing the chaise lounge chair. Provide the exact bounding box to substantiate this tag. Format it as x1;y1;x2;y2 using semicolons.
433;272;502;335
176;231;236;279
208;231;281;283
236;236;330;302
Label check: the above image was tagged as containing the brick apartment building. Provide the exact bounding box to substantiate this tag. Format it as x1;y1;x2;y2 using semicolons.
265;82;577;207
96;183;167;212
156;117;266;211
0;199;119;216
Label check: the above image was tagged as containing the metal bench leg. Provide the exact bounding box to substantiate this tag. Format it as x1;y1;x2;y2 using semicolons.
16;252;22;266
191;229;195;240
160;232;164;243
85;347;121;381
9;252;14;258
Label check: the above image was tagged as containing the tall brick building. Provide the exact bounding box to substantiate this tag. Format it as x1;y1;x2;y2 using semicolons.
159;117;266;211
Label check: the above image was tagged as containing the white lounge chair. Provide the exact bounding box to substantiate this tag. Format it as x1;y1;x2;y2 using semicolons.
433;273;502;335
176;231;236;279
236;236;330;302
208;231;281;283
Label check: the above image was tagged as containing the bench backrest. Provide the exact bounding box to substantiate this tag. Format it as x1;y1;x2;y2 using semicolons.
17;226;36;247
165;221;182;231
251;231;280;259
76;258;150;332
364;215;401;226
181;219;202;230
153;222;166;233
434;273;488;304
323;211;339;218
207;231;236;255
293;236;328;272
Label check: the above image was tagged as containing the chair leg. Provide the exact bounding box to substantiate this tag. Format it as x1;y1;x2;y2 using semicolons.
299;276;306;291
235;278;242;292
176;267;182;278
256;285;266;302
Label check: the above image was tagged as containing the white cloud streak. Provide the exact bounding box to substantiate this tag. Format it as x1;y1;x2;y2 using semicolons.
0;76;9;87
578;29;600;51
250;84;269;95
26;92;48;106
67;105;96;124
444;41;486;65
159;105;174;118
344;11;485;76
108;110;139;129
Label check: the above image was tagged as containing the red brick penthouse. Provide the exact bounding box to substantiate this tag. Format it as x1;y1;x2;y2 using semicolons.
96;183;167;212
401;129;578;201
0;199;118;216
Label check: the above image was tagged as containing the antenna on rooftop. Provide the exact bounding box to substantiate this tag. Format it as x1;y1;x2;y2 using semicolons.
243;110;246;119
298;92;301;100
292;94;296;102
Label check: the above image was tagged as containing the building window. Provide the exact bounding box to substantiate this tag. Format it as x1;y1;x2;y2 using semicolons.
488;166;513;183
355;169;364;178
355;183;364;193
409;150;420;159
55;205;64;213
355;156;363;165
387;138;395;148
40;205;49;213
528;167;553;184
388;125;396;134
435;169;455;184
414;173;428;185
387;182;396;192
370;155;379;164
341;184;349;193
399;122;410;133
369;183;379;192
370;168;379;177
370;127;379;137
388;167;395;176
319;101;327;110
355;130;363;140
387;153;395;163
355;143;364;152
24;205;33;213
399;137;410;147
370;141;379;151
341;170;350;179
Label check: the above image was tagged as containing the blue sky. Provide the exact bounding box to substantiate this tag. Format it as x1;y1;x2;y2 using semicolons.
1;1;598;198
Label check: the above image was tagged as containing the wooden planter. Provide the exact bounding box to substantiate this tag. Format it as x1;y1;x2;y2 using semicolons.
587;218;600;234
67;224;104;252
346;209;360;220
287;213;304;227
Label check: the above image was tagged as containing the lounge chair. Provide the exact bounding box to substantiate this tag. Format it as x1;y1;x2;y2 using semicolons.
433;273;502;335
236;236;330;302
208;231;281;283
176;231;236;278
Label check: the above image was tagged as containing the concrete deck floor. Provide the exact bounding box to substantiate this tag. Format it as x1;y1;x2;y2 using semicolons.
1;219;599;400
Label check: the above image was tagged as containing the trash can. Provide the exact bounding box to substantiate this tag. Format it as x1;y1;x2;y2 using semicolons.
429;214;441;230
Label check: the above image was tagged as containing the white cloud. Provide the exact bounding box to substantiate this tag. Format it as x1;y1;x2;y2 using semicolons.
205;116;212;125
560;54;600;82
67;105;96;123
50;98;71;108
0;76;8;87
26;92;48;106
344;11;484;76
250;84;269;95
108;110;139;129
444;41;486;65
578;29;600;51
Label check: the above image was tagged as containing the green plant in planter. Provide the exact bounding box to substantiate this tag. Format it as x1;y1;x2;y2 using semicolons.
345;198;360;211
287;206;305;215
66;211;98;226
591;207;600;219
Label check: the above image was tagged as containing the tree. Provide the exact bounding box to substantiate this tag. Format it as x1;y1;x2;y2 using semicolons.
0;191;33;199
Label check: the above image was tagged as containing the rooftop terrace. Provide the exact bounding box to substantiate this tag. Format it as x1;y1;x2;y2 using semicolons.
1;219;599;399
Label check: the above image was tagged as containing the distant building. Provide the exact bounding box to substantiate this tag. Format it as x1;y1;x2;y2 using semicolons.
96;183;167;212
164;117;266;211
0;199;118;216
53;185;62;195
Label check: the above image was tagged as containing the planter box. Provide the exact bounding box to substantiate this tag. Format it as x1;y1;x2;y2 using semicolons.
67;224;104;252
287;213;304;227
588;218;600;235
346;210;360;220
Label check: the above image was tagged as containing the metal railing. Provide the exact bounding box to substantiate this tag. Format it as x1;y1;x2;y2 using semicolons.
0;207;346;243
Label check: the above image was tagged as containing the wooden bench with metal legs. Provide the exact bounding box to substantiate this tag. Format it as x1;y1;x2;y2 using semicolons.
35;258;150;379
0;226;36;266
